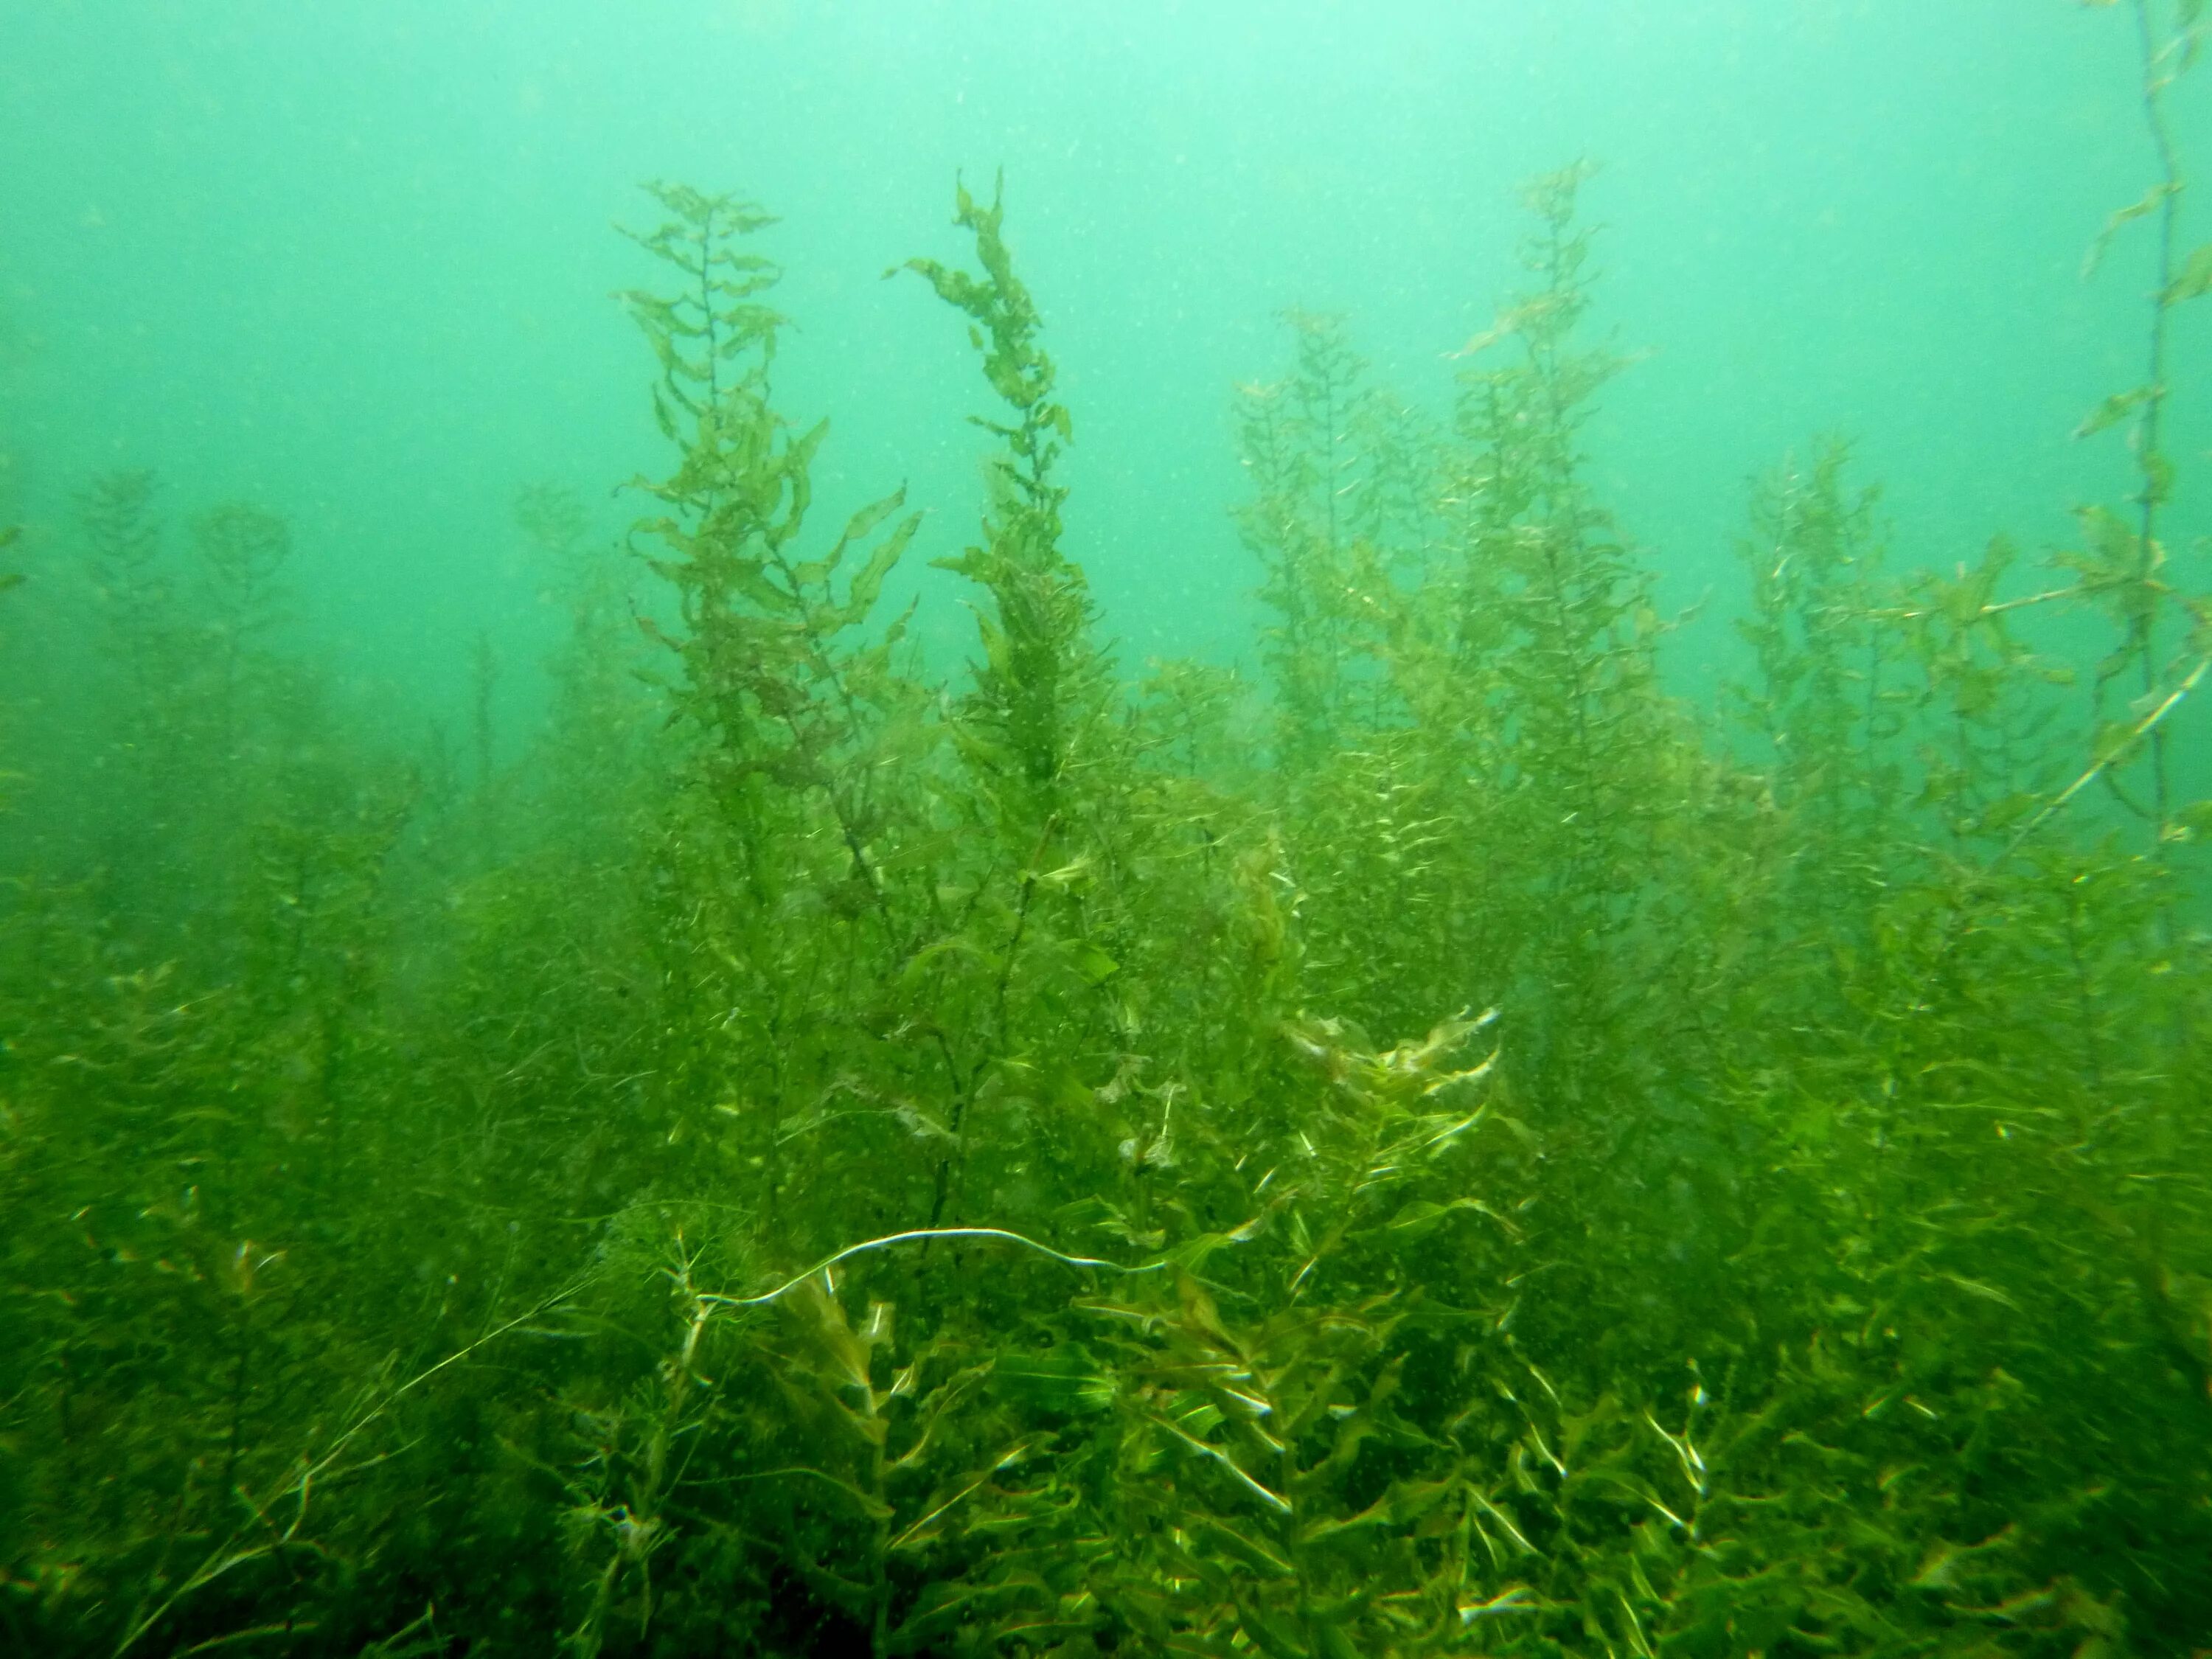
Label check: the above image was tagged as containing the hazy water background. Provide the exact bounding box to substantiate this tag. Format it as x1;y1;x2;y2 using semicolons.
3;0;2205;737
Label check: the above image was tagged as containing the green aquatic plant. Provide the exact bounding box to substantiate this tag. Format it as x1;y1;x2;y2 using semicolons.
1688;23;2212;1626
1733;442;1896;837
7;21;2212;1649
0;522;23;807
1234;311;1392;765
902;173;1102;814
624;180;922;877
893;175;1166;1244
1438;163;1669;1029
515;481;659;859
1067;1009;1521;1659
2076;0;2212;863
619;178;936;1244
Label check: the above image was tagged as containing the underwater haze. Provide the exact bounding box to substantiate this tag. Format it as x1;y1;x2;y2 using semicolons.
5;0;2202;681
4;1;2212;1655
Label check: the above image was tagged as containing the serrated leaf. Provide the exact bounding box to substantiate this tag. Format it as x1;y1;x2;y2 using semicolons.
1165;1391;1225;1439
843;513;920;624
1299;1496;1391;1544
1383;1200;1454;1240
2167;243;2212;303
992;1346;1116;1415
2074;386;2151;439
1938;1270;2022;1310
1239;1608;1310;1659
1071;942;1120;985
726;558;799;615
835;488;908;559
1191;1517;1293;1578
2084;184;2171;275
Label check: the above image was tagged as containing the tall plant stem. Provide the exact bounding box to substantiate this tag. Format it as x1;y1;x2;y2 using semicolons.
2127;0;2183;849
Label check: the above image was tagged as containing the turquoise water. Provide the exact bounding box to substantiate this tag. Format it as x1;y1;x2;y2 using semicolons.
4;3;2197;682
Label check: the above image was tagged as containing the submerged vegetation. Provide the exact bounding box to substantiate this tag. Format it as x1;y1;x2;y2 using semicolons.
5;10;2212;1656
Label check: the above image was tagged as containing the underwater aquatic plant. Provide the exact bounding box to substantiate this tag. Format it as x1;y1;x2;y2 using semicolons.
2072;0;2212;866
3;12;2211;1649
902;173;1103;814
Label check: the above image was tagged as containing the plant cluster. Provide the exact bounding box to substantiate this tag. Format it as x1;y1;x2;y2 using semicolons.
4;9;2211;1654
